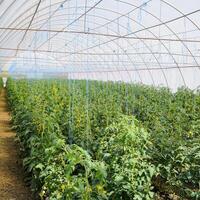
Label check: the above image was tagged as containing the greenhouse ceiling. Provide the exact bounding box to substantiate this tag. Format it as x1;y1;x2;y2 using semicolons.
0;0;200;90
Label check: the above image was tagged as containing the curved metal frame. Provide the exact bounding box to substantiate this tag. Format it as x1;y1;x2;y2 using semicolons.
0;0;199;88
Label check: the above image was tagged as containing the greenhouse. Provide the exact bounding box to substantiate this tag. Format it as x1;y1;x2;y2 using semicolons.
0;0;199;199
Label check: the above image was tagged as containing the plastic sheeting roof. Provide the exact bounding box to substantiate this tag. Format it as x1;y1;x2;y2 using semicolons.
0;0;200;90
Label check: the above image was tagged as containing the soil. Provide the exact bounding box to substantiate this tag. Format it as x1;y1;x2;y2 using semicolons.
0;89;32;200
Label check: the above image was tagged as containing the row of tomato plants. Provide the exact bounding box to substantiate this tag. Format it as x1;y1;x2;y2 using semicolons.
7;78;200;199
0;78;3;91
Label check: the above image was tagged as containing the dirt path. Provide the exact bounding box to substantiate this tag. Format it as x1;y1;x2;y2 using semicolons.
0;89;32;200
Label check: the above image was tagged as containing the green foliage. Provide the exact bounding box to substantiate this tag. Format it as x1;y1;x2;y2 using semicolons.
98;115;156;200
6;78;200;199
0;78;3;91
7;79;107;200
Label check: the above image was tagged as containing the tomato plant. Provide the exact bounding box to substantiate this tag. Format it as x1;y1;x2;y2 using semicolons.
7;78;200;199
